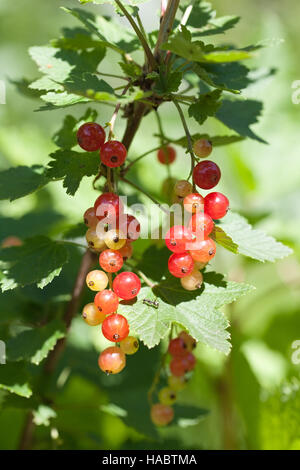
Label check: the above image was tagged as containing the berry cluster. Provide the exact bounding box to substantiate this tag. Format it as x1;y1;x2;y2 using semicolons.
151;331;196;427
164;139;229;288
80;157;142;374
77;122;128;168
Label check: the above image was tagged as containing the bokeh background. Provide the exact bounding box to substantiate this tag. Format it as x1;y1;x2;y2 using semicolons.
0;0;300;450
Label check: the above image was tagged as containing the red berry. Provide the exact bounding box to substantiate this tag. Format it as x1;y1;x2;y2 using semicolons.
188;212;214;239
151;403;174;426
100;140;127;168
186;352;196;371
168;337;187;357
120;214;141;242
193;160;221;190
165;225;193;253
170;355;191;376
102;314;129;342
94;289;119;315
189;238;216;263
157;146;176;165
98;346;126;374
118;241;133;261
77;122;106;151
94;193;123;222
99;249;123;273
183;193;204;214
83;207;98;228
179;332;197;351
113;271;141;300
168;252;194;278
204;192;229;219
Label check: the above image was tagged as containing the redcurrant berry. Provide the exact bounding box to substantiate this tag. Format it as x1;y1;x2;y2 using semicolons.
158;387;177;406
157;146;176;165
168;337;187;357
168;375;188;391
150;403;174;426
86;228;106;252
125;214;141;242
104;229;126;250
102;314;129;342
170;355;191;376
168;252;194;278
180;269;203;291
194;261;207;270
165;225;193;253
179;332;197;352
83;207;98;228
82;303;106;326
193;139;212;158
185;352;196;371
193;160;221;190
100;140;127;168
99;249;123;273
174;180;193;198
86;270;108;292
113;272;141;300
120;336;139;355
189;238;216;263
1;236;22;248
98;346;126;375
94;193;123;222
77;122;105;151
118;241;133;261
94;289;119;315
188;212;214;239
204;192;229;219
183;193;204;214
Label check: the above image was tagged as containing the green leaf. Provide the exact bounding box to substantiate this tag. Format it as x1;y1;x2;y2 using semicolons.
0;165;49;201
188;90;222;125
194;16;241;37
39;91;90;109
51;27;104;50
33;405;57;426
161;28;205;62
193;62;251;93
6;319;66;365
216;99;267;143
172;133;244;148
46;149;100;195
211;225;238;254
218;212;293;262
0;236;69;291
119;61;142;79
63;8;140;54
203;50;251;63
52;108;98;149
119;270;254;353
153;67;182;95
0;362;32;398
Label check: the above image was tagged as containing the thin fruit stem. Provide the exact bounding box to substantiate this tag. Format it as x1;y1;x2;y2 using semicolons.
173;100;196;182
122;145;162;174
120;176;170;215
115;0;157;71
108;82;131;140
95;71;129;81
147;323;174;404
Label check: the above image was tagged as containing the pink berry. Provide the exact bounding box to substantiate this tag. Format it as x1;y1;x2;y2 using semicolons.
193;160;221;190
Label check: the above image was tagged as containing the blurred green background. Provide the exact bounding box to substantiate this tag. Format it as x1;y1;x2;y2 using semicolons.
0;0;300;450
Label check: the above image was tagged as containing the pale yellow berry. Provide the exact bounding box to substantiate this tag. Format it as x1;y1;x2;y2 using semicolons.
168;375;188;391
193;139;212;158
194;261;207;271
174;180;193;198
86;228;106;252
82;303;106;326
180;269;203;291
86;270;108;292
158;387;177;406
104;229;126;250
120;336;139;355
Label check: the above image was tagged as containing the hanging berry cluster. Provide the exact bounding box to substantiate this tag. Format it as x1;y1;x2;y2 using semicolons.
161;139;229;287
77;122;142;375
151;331;196;427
